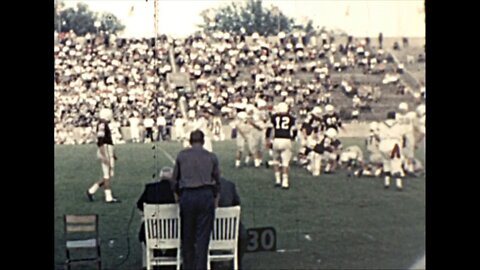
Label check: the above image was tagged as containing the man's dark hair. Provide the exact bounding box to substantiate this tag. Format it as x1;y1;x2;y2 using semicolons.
189;129;205;145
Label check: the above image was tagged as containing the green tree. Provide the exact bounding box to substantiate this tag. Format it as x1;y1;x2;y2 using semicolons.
199;0;309;36
54;2;125;36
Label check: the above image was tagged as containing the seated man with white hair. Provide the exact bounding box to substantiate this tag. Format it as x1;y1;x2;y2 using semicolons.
136;167;177;270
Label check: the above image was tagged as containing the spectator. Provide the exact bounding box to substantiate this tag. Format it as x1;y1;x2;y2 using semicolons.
136;166;177;270
172;130;221;270
214;177;248;270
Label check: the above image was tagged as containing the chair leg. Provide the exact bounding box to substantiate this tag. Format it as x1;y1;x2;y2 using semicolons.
176;251;181;270
65;250;71;270
97;245;102;270
146;248;151;270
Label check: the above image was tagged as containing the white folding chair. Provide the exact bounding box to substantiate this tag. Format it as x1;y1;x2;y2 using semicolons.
143;203;182;270
208;206;241;270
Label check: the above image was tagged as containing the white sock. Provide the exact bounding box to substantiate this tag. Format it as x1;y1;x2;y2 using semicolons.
275;172;281;184
245;156;250;165
384;176;390;186
325;163;331;172
235;160;241;167
396;178;403;189
254;159;261;167
105;189;113;201
282;174;289;188
375;168;382;177
88;183;99;194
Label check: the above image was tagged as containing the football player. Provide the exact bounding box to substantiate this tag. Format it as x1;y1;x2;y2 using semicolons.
378;111;407;190
234;111;253;168
299;106;324;169
320;128;343;174
354;121;383;177
322;104;343;132
396;102;417;174
339;145;364;177
270;102;296;189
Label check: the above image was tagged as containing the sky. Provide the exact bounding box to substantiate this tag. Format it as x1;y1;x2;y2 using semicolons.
59;0;425;39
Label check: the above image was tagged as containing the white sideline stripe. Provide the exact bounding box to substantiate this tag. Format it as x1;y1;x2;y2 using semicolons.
409;254;425;270
158;145;175;165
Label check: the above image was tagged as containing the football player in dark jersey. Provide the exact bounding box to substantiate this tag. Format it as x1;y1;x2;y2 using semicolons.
86;108;120;203
299;106;324;169
316;128;343;174
322;104;343;132
270;102;296;189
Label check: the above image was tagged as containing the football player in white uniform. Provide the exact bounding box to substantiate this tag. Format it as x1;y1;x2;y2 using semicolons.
270;102;296;189
353;121;384;177
182;110;200;149
377;111;407;190
195;109;214;152
396;102;417;174
339;145;364;177
246;103;267;168
415;104;426;147
234;111;253;168
128;112;141;143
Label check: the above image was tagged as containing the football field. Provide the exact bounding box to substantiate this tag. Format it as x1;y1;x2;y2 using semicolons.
54;138;425;270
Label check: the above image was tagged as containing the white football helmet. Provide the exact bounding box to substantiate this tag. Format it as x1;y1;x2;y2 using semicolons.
99;108;113;121
416;104;426;116
326;128;337;138
276;102;289;113
325;104;335;114
256;99;267;108
188;109;196;119
398;102;409;112
237;111;248;121
312;106;323;117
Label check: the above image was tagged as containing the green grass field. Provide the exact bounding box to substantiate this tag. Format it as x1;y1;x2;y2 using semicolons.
54;138;425;270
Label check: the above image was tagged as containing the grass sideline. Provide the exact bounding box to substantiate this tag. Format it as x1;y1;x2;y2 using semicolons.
54;138;425;270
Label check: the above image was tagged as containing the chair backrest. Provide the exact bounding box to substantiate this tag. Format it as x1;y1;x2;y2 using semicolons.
143;203;181;250
64;214;98;239
210;206;241;251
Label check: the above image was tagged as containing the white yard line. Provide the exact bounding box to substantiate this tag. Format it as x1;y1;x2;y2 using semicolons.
158;145;175;165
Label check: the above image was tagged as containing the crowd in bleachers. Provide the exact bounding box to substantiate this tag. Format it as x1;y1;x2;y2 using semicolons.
54;29;425;145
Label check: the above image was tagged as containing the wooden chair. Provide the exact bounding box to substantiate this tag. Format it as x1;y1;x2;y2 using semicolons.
64;214;101;270
208;206;241;270
143;203;182;270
